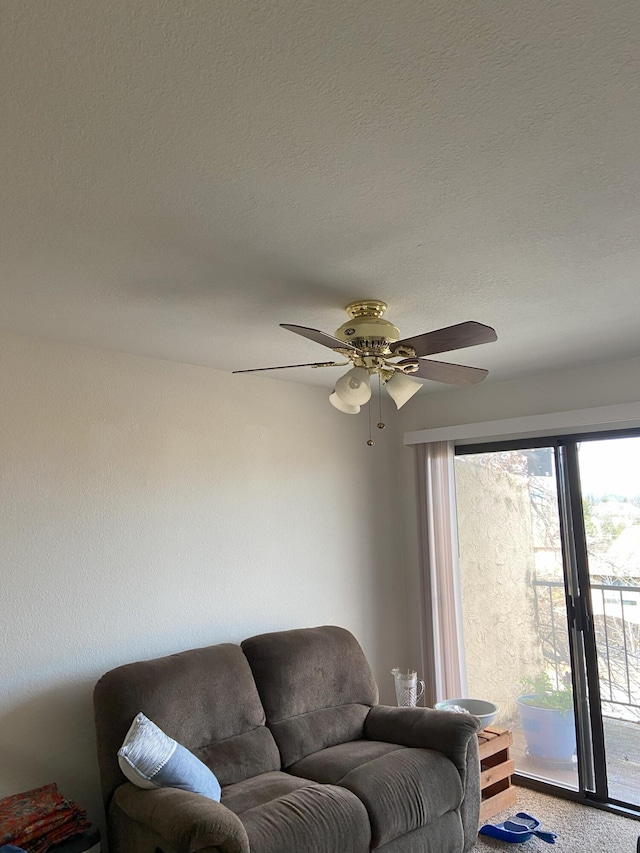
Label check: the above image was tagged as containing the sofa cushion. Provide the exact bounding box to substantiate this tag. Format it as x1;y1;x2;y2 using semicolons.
268;703;372;769
221;770;311;815
94;643;280;805
224;773;371;853
288;740;405;784
289;741;463;849
242;626;378;766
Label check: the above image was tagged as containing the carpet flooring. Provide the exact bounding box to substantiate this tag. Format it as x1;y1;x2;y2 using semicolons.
472;787;639;852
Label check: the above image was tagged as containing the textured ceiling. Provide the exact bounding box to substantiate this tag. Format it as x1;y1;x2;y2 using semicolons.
2;0;640;389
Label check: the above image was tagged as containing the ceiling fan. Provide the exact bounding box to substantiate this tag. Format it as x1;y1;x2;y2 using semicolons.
234;299;497;417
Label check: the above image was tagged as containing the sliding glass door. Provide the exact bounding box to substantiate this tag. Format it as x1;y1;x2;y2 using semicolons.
577;437;640;808
453;432;640;811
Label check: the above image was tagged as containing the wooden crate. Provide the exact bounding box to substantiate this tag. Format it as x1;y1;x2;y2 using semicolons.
477;725;517;821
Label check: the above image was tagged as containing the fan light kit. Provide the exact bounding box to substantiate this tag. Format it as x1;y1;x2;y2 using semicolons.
234;300;497;444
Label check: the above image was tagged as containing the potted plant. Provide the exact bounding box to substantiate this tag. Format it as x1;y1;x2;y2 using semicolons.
517;673;576;762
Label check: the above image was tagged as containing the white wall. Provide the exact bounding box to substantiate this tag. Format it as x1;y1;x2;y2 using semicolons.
398;355;640;679
0;331;407;838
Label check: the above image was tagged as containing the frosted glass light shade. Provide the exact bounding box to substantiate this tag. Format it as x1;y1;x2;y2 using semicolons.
333;367;372;406
329;391;360;414
385;372;422;409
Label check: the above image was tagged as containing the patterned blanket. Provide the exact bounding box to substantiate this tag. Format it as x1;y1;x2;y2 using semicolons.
0;784;91;853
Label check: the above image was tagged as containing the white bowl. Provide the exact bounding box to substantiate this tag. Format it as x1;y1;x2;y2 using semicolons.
434;698;498;728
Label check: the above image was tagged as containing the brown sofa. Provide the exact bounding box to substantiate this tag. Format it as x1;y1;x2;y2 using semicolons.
94;626;481;853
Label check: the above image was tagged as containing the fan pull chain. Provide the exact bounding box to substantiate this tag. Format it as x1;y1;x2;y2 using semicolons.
367;398;374;446
377;374;385;431
366;376;386;446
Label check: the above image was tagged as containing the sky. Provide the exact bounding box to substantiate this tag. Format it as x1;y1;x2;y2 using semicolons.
578;437;640;499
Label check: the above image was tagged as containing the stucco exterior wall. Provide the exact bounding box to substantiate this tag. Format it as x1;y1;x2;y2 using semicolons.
454;456;544;722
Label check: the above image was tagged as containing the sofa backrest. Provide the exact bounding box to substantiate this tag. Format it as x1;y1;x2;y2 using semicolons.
93;643;281;805
241;625;379;767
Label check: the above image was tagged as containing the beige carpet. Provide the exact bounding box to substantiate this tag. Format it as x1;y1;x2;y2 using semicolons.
472;787;639;852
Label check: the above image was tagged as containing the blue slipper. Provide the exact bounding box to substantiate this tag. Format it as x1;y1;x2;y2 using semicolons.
479;811;557;843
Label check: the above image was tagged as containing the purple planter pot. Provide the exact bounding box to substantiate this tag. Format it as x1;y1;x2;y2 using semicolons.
517;694;577;762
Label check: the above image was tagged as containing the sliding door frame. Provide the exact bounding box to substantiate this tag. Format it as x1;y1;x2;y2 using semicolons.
560;442;608;802
455;426;640;817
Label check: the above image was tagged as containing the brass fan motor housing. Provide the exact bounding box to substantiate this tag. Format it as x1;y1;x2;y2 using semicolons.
334;300;400;354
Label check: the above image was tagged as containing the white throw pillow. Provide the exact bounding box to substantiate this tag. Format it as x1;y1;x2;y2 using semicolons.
117;712;221;801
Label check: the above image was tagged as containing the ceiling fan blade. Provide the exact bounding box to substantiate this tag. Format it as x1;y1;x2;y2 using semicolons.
398;358;488;386
233;361;345;374
280;323;359;352
391;321;497;358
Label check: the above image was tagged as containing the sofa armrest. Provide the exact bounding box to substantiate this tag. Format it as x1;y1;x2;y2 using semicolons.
113;783;250;853
364;705;481;780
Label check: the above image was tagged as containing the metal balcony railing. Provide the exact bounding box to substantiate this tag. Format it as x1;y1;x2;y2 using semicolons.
532;579;640;719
